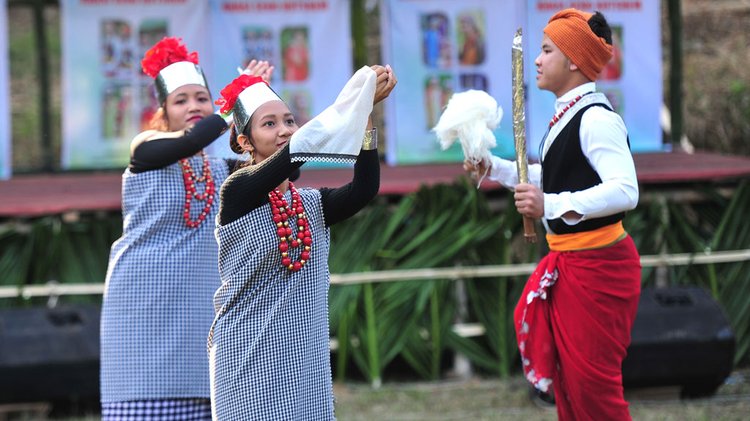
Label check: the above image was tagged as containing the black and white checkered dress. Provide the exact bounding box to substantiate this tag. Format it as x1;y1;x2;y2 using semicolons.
209;187;335;420
100;399;213;420
101;155;230;414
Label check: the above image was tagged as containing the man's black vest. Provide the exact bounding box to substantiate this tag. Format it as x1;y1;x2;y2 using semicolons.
542;103;627;234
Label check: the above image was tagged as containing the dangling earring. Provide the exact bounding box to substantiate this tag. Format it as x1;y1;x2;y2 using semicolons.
250;150;256;165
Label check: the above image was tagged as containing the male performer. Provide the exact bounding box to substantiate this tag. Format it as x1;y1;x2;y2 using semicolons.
465;8;640;420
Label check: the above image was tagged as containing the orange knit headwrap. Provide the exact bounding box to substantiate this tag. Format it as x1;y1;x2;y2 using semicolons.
543;8;613;81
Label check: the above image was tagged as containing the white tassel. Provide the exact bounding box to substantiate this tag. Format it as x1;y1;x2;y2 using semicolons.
432;89;503;170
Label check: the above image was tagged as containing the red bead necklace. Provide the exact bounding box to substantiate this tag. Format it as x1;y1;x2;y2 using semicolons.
549;94;586;128
269;182;312;272
179;151;215;228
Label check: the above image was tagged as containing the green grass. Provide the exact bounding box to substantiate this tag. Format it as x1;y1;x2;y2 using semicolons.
333;373;750;421
15;370;749;420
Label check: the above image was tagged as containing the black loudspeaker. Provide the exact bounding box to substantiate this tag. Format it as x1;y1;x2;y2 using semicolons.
622;287;735;398
0;304;100;404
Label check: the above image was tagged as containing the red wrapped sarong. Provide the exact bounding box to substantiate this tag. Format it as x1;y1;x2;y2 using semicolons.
514;235;641;421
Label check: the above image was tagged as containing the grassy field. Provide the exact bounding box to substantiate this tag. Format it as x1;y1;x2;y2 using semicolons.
333;370;750;421
5;370;747;420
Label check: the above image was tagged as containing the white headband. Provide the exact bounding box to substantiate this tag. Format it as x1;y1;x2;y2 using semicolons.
234;82;282;134
155;61;208;103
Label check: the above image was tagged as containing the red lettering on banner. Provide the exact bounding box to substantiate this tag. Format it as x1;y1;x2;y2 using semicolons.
221;1;327;13
570;1;593;9
90;0;186;3
81;0;323;9
256;2;278;11
595;1;642;10
223;2;251;11
537;2;564;11
534;0;642;12
282;1;328;11
81;0;188;4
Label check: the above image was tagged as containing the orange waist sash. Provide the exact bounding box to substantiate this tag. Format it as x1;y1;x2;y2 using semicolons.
546;221;626;251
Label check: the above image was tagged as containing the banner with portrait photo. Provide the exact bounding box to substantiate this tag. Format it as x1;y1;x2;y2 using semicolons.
381;0;524;165
0;0;11;179
61;0;210;170
208;0;352;159
526;1;662;158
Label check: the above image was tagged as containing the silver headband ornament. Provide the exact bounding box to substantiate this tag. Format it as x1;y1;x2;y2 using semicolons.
232;82;283;135
154;61;208;104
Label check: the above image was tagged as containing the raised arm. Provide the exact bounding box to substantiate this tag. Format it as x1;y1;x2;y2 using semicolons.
129;114;227;173
320;64;395;226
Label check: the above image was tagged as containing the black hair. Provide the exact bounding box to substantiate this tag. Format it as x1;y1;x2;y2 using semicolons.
588;11;613;45
228;122;253;155
228;123;243;154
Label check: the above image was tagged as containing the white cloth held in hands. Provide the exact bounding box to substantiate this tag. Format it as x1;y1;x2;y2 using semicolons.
289;66;376;164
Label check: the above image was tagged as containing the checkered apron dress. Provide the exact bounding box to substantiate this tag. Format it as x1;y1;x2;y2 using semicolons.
100;155;229;418
209;188;335;421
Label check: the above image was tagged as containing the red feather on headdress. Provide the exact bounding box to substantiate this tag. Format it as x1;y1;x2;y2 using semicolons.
141;37;199;78
215;74;267;115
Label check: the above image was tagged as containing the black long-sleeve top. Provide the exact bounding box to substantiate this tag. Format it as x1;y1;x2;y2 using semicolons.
129;114;237;173
219;145;380;226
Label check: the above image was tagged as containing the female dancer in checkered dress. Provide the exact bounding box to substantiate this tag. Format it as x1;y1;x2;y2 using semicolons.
209;65;396;420
100;37;272;420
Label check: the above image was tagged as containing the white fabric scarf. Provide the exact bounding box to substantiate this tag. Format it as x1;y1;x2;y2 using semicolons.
289;66;376;164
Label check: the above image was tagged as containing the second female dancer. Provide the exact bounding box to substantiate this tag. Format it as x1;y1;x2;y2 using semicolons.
209;64;396;420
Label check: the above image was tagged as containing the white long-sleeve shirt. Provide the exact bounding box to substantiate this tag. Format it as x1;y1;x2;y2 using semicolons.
487;83;639;228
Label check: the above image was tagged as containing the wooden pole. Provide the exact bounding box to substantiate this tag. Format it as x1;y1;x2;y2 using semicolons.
32;0;53;171
668;0;683;149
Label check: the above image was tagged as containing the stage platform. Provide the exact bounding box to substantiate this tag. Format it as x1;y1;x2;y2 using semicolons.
2;151;750;218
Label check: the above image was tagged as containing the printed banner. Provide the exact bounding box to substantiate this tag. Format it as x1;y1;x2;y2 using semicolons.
381;0;662;165
61;0;210;170
381;0;524;165
527;1;662;158
208;0;352;160
0;0;10;179
60;0;351;169
60;0;661;169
